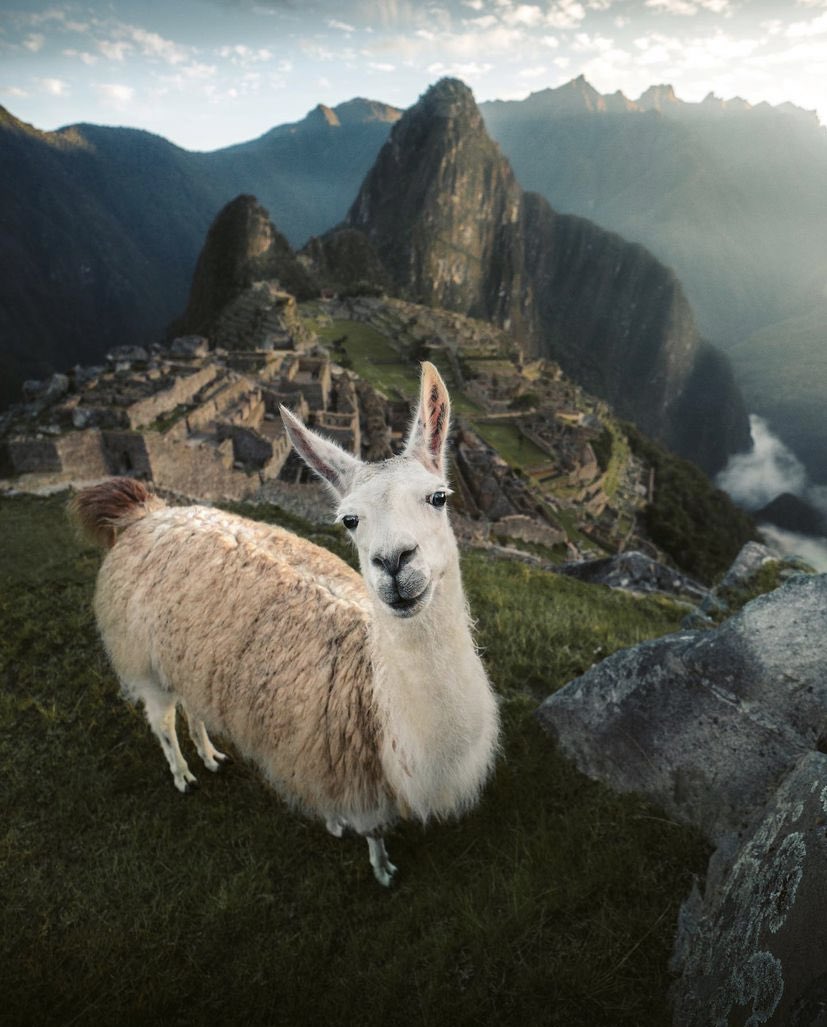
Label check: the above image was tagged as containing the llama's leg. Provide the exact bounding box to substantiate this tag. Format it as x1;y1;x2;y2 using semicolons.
326;816;347;838
141;691;197;793
184;708;228;772
366;833;397;887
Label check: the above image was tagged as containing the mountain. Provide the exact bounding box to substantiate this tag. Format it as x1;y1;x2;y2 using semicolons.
0;99;399;408
171;194;318;338
479;76;827;481
334;78;749;474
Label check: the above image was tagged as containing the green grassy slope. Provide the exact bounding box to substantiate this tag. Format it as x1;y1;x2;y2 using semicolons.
0;493;708;1027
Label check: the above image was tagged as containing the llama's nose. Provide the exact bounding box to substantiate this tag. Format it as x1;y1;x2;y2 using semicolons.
372;545;418;577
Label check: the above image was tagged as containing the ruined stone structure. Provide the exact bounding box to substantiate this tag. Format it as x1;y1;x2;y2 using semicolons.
0;290;359;502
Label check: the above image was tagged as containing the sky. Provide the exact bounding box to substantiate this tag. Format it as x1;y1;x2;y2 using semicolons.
1;0;826;150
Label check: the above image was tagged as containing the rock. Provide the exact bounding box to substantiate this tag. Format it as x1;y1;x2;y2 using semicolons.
170;335;209;359
671;752;827;1027
718;540;778;589
106;345;149;365
536;574;827;842
557;550;711;604
42;373;69;404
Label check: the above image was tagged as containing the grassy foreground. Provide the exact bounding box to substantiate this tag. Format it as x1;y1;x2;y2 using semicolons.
0;493;708;1027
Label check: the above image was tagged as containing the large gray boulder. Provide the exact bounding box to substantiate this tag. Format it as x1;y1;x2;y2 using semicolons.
536;574;827;842
556;550;711;604
672;752;827;1027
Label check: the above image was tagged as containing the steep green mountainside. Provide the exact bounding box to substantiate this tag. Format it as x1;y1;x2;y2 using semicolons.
0;101;397;407
480;79;827;483
480;78;827;348
339;79;750;475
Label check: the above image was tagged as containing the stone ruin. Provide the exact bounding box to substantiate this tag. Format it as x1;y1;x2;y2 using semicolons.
0;289;360;503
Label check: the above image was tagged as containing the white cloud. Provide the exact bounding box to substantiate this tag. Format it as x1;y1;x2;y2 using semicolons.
462;0;485;8
38;77;69;96
63;48;98;65
97;83;135;103
545;1;587;29
427;60;493;78
786;11;827;36
645;0;731;13
502;4;546;27
99;40;132;62
541;34;560;47
1;86;29;98
467;14;499;28
517;65;549;78
128;27;189;65
23;33;45;52
328;18;356;32
369;61;395;70
217;44;273;64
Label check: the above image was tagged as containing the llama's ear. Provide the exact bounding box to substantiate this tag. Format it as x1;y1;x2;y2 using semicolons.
404;361;451;476
279;405;360;497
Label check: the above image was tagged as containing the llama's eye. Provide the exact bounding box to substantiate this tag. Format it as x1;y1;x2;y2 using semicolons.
428;491;447;509
342;514;359;530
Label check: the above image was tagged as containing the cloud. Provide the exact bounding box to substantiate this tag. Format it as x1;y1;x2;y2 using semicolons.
716;416;807;509
368;61;395;70
217;44;273;63
1;86;29;98
544;1;587;28
63;48;98;65
38;77;69;96
328;18;356;31
645;0;731;14
517;65;549;78
97;83;135;103
786;11;827;37
758;525;827;572
426;60;493;78
99;40;132;61
23;33;45;52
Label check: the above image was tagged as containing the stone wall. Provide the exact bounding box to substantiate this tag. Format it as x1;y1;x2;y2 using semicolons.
127;364;218;429
144;433;256;501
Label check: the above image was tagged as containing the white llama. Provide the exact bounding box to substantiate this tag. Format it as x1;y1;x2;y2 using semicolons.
72;362;499;886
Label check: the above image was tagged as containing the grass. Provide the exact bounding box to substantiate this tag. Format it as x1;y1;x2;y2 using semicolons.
0;492;709;1027
311;318;421;398
471;421;549;471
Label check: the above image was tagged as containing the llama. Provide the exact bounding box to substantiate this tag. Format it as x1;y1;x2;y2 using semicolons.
72;362;499;886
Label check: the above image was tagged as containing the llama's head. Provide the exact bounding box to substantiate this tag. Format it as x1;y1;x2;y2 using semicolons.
280;362;456;619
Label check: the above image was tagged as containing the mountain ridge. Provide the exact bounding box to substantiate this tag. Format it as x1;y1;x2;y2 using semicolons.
334;78;749;474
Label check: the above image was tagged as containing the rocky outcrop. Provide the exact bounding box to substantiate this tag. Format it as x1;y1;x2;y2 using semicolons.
671;751;827;1027
537;573;826;841
556;551;710;604
343;78;750;474
169;195;318;340
537;570;827;1024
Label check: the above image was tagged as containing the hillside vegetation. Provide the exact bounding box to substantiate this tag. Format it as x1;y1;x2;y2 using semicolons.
0;492;708;1027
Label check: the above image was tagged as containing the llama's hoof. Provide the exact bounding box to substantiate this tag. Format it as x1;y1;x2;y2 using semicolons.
373;861;398;888
204;750;229;772
176;774;198;794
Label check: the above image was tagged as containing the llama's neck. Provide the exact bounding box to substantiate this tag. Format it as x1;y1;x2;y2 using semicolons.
368;553;498;822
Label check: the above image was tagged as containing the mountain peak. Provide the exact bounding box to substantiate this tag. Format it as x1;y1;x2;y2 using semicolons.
418;77;481;121
307;103;341;129
333;97;401;126
637;84;680;111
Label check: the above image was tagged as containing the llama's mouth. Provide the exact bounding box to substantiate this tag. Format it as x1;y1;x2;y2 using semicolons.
384;582;432;618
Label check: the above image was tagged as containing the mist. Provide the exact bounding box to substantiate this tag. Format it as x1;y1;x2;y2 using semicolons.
716;415;827;572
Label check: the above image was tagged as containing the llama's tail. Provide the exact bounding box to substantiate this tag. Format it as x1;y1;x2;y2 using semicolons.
69;477;166;549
